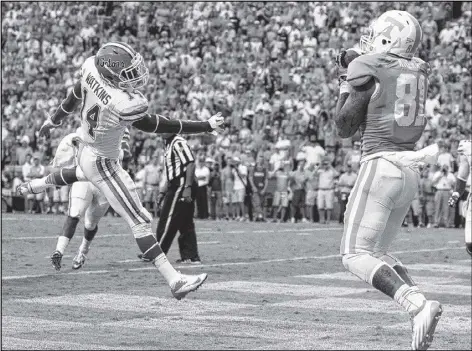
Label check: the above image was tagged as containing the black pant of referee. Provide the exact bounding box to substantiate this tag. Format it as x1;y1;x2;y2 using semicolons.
156;179;200;262
155;133;201;263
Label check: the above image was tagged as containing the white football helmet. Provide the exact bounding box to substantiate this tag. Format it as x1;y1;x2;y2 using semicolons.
360;10;423;59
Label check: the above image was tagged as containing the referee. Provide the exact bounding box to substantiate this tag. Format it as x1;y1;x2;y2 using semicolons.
141;132;201;264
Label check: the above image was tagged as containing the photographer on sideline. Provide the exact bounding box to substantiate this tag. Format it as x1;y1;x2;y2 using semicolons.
432;164;456;228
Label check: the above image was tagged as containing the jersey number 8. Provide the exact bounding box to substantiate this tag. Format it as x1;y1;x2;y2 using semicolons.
394;73;427;127
81;90;101;139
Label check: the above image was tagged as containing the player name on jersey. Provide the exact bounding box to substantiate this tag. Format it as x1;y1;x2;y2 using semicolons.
85;73;111;105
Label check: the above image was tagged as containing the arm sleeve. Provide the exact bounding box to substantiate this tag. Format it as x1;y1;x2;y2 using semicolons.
347;55;377;87
50;81;82;125
132;114;211;134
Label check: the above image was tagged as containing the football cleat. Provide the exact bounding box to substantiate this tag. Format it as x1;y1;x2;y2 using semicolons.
410;300;442;350
72;252;86;270
170;273;208;300
50;250;63;271
16;182;33;196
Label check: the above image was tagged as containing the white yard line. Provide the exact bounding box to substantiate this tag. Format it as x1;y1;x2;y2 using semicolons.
4;227;342;240
2;246;464;281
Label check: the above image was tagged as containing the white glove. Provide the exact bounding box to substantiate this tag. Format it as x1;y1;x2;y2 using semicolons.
208;112;224;130
382;143;439;168
207;112;225;136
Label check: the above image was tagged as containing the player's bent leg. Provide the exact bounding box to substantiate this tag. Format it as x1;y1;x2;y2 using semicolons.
52;184;91;271
94;157;207;299
73;199;109;270
17;166;85;195
342;253;426;312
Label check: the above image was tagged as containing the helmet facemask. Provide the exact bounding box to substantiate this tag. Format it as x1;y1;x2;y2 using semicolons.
117;53;149;90
360;21;401;56
100;52;149;90
359;23;375;54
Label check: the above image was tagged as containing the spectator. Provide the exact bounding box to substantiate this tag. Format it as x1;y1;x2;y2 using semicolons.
194;155;210;219
16;136;33;166
269;160;291;223
143;155;161;218
317;158;339;224
209;160;223;220
26;154;46;214
221;157;235;220
304;163;319;223
337;164;357;223
232;156;249;221
249;153;269;222
290;156;308;223
432;164;456;228
419;166;436;228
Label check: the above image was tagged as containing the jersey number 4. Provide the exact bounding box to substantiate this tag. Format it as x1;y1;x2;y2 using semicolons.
81;90;101;139
394;73;427;127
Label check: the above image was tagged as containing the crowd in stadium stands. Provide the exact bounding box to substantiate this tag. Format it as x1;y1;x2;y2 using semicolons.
1;2;471;228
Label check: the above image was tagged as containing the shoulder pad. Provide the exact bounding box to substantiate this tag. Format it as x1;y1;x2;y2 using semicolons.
80;56;96;79
112;93;149;121
347;54;381;87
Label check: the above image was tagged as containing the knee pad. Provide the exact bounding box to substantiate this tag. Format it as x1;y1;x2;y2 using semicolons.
84;218;98;232
68;205;83;218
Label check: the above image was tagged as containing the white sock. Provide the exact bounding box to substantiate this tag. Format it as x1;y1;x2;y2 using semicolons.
394;284;426;314
56;236;70;255
79;237;91;254
153;253;180;285
30;177;51;193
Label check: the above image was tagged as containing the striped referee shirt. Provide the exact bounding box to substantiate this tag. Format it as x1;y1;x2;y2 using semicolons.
164;135;194;182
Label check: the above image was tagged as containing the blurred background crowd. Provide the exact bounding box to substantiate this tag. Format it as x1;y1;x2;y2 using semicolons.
1;2;471;227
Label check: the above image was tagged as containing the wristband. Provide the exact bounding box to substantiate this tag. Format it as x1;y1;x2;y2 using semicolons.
48;117;63;127
339;81;350;95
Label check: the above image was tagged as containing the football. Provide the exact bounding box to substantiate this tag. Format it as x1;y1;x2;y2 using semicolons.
341;48;362;68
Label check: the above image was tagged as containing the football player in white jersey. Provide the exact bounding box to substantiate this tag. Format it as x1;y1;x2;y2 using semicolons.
49;128;130;271
335;11;443;350
17;42;225;300
449;140;472;256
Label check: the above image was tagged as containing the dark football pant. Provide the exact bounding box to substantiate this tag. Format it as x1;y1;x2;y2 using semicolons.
155;179;200;260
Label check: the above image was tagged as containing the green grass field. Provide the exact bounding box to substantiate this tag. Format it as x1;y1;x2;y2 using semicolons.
2;213;471;350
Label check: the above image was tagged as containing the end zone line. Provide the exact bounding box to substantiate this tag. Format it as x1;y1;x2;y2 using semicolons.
1;246;464;281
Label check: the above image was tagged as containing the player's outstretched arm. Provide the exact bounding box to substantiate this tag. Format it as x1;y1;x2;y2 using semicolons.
334;79;375;138
40;81;82;138
133;112;224;135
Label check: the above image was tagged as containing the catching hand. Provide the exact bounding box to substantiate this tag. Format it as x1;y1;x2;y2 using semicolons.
39;118;61;138
208;112;225;135
448;192;460;207
458;140;471;158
